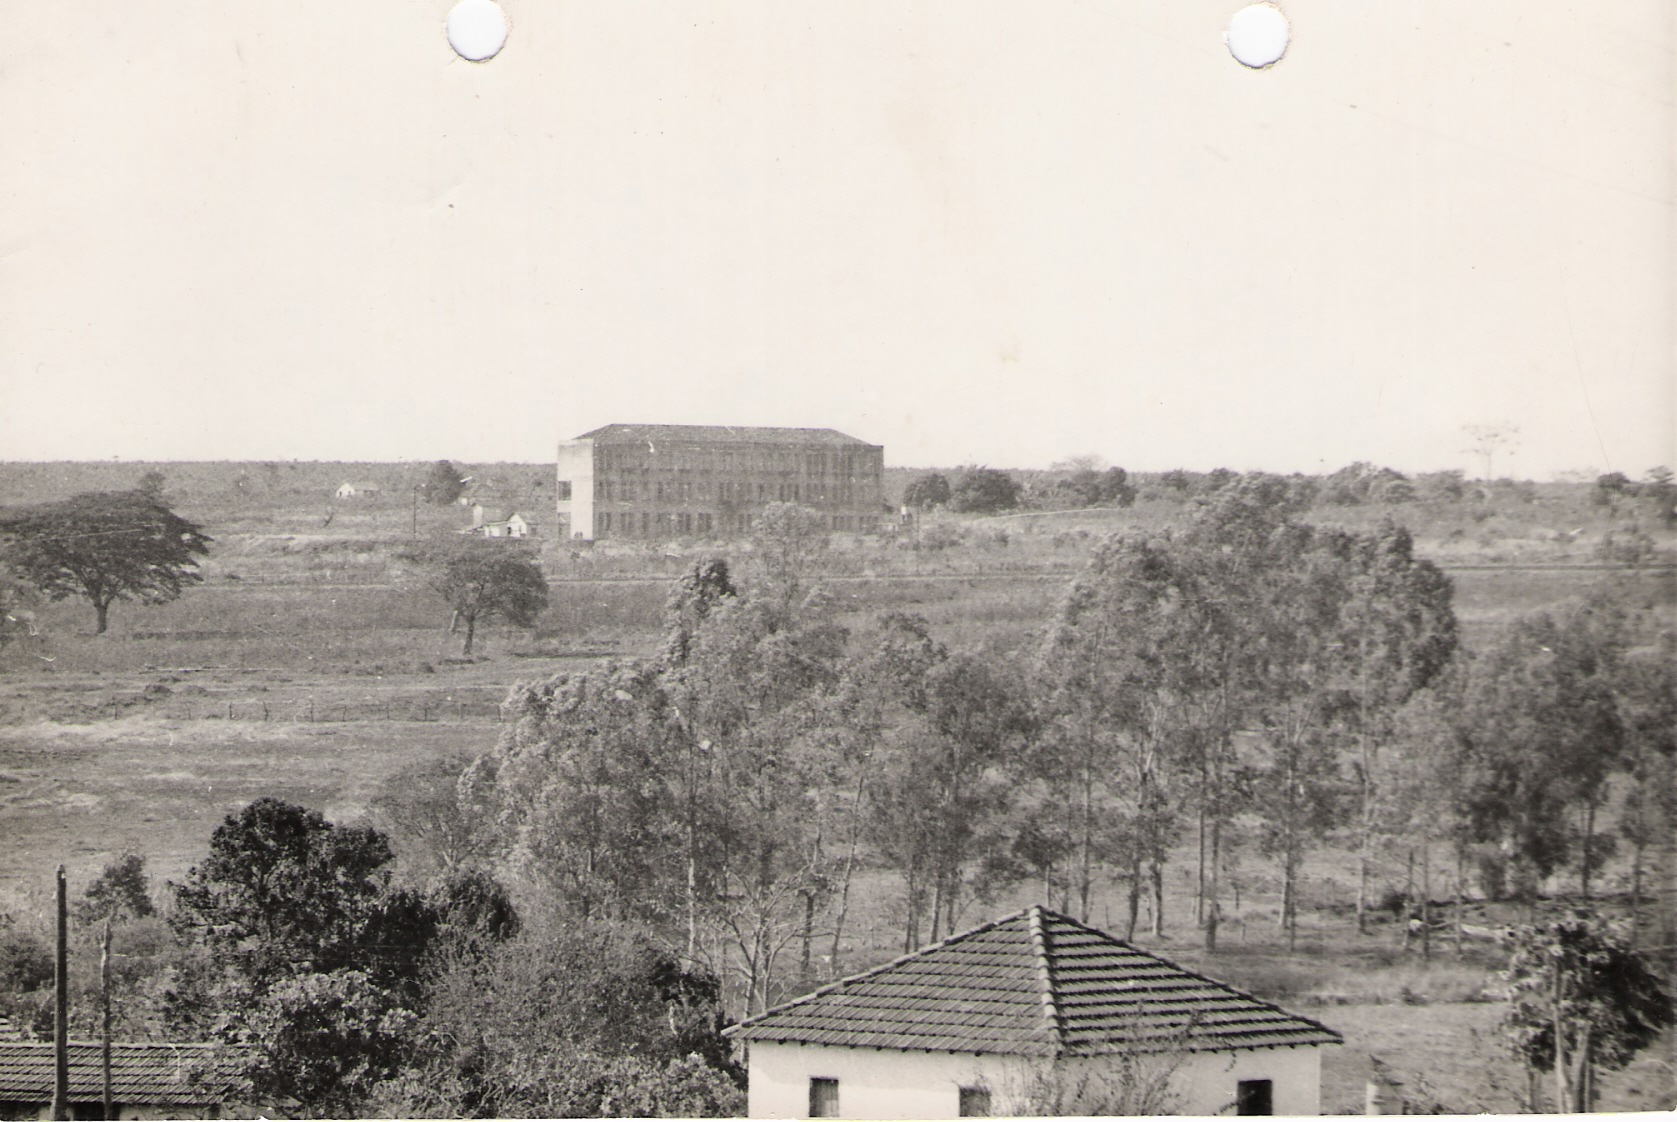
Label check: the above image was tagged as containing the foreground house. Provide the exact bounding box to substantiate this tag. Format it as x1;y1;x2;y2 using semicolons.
727;907;1341;1118
0;1041;247;1120
554;423;885;541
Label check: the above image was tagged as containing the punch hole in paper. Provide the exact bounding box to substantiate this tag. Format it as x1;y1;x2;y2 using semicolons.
1226;4;1289;69
447;0;509;62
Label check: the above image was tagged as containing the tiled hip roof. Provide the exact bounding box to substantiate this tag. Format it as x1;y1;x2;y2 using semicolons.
0;1042;243;1105
728;906;1342;1057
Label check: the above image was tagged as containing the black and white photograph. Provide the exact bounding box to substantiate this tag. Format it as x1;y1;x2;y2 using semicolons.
0;2;1671;1117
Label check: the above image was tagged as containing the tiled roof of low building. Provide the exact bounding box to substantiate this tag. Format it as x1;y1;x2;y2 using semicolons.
0;1042;245;1105
728;906;1342;1058
576;424;878;448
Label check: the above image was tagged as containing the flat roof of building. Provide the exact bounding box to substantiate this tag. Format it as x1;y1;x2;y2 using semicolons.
575;424;879;448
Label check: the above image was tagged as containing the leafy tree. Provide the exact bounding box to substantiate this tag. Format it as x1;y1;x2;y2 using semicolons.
135;470;168;501
869;652;1034;947
949;467;1021;514
368;751;494;879
1035;534;1184;933
664;585;851;1009
1058;466;1134;508
377;922;743;1118
663;557;737;665
1416;469;1467;502
73;852;155;926
901;472;952;511
1325;523;1458;933
1594;470;1633;505
235;968;419;1119
1442;603;1627;906
750;503;828;616
0;489;211;634
0;921;52;994
1613;630;1676;938
427;543;549;655
168;799;443;1115
422;460;469;506
478;663;688;926
1641;465;1676;526
168;799;438;1021
1501;912;1673;1111
1203;466;1239;492
427;869;521;962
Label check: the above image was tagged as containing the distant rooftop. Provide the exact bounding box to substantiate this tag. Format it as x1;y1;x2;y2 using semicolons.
727;906;1342;1058
0;1042;245;1105
575;424;878;448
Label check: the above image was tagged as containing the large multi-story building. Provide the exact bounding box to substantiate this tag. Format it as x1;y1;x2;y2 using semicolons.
555;424;885;541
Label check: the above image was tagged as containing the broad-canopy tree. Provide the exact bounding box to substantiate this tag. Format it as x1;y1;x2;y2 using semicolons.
0;489;211;634
166;799;477;1117
949;467;1021;514
168;798;437;1014
422;460;469;505
427;543;549;655
73;853;155;926
1441;602;1627;906
902;472;952;511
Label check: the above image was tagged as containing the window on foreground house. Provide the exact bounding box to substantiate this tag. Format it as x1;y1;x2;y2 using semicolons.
809;1077;840;1118
1237;1078;1273;1116
556;480;572;500
958;1085;992;1117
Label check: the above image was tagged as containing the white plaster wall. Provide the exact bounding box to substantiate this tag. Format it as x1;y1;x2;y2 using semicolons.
746;1043;1027;1120
555;438;595;540
745;1041;1325;1118
1150;1044;1322;1116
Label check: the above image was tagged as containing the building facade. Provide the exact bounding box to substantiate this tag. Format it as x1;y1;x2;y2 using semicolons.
727;907;1341;1119
555;424;884;541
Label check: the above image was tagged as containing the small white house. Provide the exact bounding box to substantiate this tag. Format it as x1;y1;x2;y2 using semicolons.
334;481;382;499
727;906;1341;1118
465;506;535;538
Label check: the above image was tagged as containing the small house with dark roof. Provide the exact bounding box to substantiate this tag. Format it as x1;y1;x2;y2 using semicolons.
0;1041;248;1120
726;907;1341;1118
554;424;885;541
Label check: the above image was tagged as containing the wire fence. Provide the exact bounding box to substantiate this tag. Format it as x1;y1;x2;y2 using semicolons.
84;690;510;725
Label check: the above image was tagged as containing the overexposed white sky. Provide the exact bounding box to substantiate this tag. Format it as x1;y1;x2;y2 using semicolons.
1;1;1671;476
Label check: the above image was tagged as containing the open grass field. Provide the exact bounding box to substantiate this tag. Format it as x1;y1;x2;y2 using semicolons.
1;462;1673;1111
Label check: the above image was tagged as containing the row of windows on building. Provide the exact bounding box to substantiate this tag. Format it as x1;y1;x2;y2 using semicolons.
597;511;880;537
808;1078;990;1118
596;479;865;505
806;1075;1273;1118
596;447;879;476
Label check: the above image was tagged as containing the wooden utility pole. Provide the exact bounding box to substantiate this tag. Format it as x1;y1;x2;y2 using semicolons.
102;918;113;1121
52;865;68;1122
